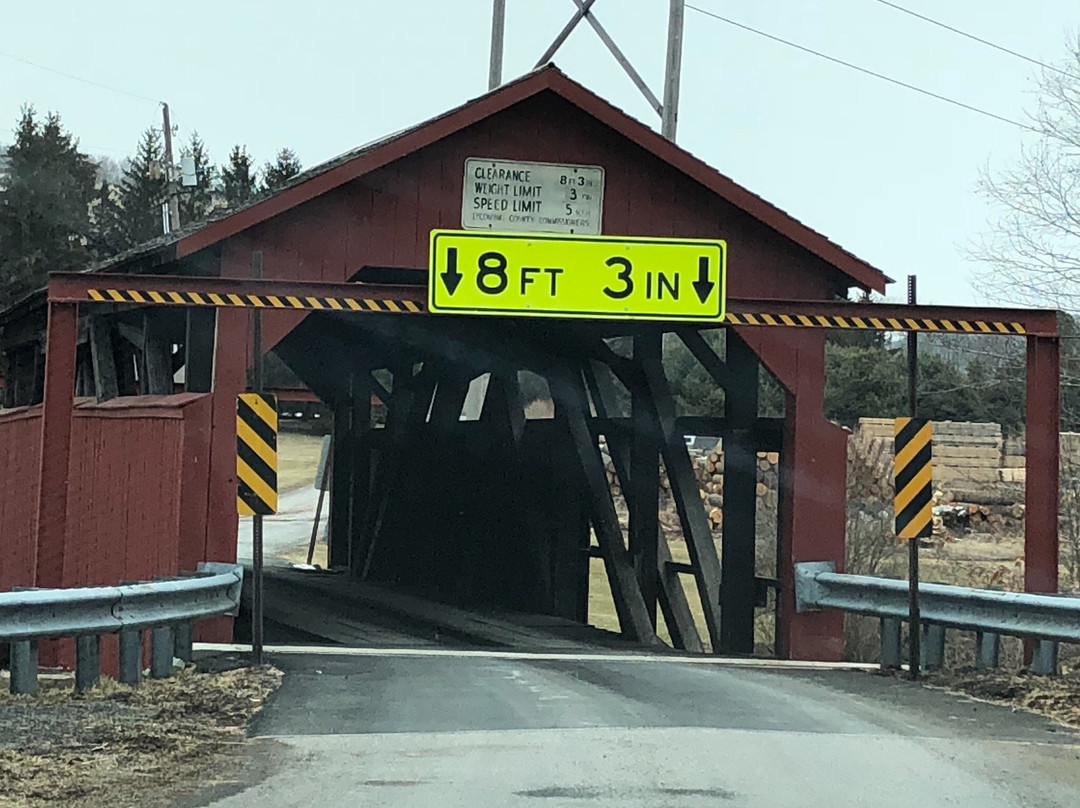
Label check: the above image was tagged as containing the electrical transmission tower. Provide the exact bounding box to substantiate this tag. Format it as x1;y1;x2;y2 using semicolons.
488;0;685;142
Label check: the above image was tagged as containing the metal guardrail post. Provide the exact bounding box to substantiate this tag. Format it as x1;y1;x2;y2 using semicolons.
9;640;38;695
118;629;142;685
921;624;945;670
173;622;193;664
1031;640;1059;675
75;635;101;691
150;626;174;679
975;631;1000;669
880;617;902;669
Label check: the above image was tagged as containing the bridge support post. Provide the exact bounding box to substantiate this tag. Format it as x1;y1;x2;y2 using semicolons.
1025;336;1059;597
347;372;374;576
34;302;78;589
721;332;760;654
739;327;845;661
630;333;662;629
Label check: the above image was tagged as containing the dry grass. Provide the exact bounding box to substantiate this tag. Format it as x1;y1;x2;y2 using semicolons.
276;432;325;492
588;541;722;652
0;665;281;808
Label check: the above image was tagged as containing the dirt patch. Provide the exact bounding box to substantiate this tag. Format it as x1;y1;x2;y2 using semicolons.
0;664;281;808
928;668;1080;730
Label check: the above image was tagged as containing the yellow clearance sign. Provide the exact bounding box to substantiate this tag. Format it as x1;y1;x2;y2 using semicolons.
429;230;726;322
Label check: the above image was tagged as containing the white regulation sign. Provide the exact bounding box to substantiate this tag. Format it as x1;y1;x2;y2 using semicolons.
462;158;605;235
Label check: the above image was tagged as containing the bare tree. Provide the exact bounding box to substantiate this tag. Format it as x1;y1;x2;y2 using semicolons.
973;35;1080;308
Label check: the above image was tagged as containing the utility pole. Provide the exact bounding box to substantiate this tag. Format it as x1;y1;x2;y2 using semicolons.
489;0;506;90
161;102;180;234
661;0;685;140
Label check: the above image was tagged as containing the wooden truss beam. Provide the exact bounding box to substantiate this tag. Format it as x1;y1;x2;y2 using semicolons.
547;364;656;644
638;357;724;651
585;360;702;652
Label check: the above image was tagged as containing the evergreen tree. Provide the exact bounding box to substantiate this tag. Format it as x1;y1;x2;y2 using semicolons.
261;147;302;193
0;107;97;307
178;131;216;225
88;179;128;259
221;145;257;208
824;344;906;426
116;128;168;247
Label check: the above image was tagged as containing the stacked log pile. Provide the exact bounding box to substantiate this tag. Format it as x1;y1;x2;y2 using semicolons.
691;444;780;531
599;442;672;499
598;438;780;536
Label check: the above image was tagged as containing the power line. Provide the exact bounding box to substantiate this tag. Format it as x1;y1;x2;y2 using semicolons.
0;50;158;104
873;0;1079;79
685;4;1039;135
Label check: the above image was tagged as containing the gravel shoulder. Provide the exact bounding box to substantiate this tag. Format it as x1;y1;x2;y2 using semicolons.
928;668;1080;729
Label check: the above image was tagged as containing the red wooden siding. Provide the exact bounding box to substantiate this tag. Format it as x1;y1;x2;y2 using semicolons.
0;395;217;594
0;408;42;592
217;91;854;354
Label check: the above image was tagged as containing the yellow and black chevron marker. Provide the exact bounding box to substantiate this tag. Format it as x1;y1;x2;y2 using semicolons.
237;393;278;516
724;312;1025;334
86;288;425;314
82;288;1027;334
894;417;933;540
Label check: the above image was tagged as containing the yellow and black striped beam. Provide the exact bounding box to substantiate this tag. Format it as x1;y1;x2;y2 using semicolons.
87;288;425;314
725;312;1025;334
237;393;278;516
894;417;933;540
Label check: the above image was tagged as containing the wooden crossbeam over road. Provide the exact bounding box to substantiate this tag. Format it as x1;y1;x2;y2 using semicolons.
49;273;1058;335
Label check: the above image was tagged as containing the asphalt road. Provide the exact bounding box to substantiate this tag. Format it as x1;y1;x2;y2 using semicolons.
195;650;1080;808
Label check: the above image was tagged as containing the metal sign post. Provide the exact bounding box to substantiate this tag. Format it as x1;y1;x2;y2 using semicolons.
906;275;921;679
251;252;265;664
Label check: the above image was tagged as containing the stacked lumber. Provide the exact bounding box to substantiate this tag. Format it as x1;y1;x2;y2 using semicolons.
847;431;894;504
857;418;1004;485
850;423;1027;537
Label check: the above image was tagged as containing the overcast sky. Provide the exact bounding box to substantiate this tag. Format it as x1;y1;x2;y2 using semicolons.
2;1;1077;305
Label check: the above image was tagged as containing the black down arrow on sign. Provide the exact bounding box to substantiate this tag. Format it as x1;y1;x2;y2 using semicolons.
692;256;715;304
441;246;463;295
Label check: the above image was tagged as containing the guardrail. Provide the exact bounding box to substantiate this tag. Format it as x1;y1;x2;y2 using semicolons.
795;562;1079;674
1;562;243;695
